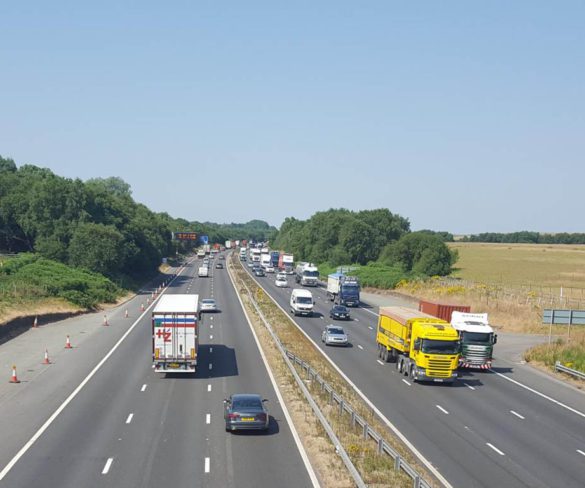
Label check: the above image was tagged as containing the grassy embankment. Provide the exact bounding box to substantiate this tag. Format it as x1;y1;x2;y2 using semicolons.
0;254;125;324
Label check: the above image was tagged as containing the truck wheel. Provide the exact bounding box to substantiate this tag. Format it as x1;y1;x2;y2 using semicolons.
397;357;403;373
410;363;416;380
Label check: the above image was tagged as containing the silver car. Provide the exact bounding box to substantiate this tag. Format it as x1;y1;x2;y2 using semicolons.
321;325;349;346
200;298;217;313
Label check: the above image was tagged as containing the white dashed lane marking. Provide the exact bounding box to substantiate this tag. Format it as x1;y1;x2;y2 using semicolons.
101;458;113;474
510;410;525;420
125;413;134;424
486;443;505;456
141;384;147;392
436;405;449;415
205;457;210;473
357;345;363;350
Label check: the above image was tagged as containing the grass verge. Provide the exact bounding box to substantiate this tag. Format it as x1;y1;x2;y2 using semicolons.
229;255;436;487
0;254;124;323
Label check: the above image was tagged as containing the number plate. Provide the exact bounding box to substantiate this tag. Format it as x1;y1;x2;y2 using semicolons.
433;378;444;383
168;363;180;369
241;417;254;422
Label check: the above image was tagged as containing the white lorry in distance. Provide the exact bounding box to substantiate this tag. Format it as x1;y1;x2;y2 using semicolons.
450;311;497;369
225;240;232;249
152;294;199;373
282;253;294;274
198;266;209;277
295;262;319;286
197;249;205;259
251;248;261;263
290;288;314;316
260;253;271;268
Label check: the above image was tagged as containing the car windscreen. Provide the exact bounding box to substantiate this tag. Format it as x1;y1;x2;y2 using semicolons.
328;328;345;335
297;297;312;304
202;300;215;305
334;306;348;312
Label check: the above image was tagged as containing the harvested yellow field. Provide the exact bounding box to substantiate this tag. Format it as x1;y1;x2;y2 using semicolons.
448;242;585;296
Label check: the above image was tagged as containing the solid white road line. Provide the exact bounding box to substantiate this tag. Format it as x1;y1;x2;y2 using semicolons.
0;263;190;481
206;414;211;424
204;457;210;473
492;371;585;419
402;379;411;386
510;410;525;420
577;449;585;457
208;384;212;392
141;384;147;392
436;405;449;415
464;383;476;391
357;345;363;350
486;443;505;456
376;360;385;366
125;413;134;424
102;458;114;474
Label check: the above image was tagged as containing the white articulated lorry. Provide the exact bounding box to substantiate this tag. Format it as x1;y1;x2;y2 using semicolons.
152;294;199;373
295;262;319;286
261;253;271;268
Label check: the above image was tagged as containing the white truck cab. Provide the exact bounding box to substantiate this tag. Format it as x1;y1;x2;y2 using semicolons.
290;288;314;316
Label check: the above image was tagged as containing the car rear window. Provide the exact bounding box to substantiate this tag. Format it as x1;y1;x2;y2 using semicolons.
233;399;262;409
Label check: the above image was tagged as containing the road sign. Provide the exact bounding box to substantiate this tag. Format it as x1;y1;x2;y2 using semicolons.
173;232;198;241
543;309;585;325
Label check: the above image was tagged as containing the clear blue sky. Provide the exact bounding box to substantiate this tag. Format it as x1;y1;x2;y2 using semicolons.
1;1;584;233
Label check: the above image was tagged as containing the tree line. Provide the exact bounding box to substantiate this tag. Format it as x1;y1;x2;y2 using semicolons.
273;208;457;277
461;231;585;244
0;156;275;284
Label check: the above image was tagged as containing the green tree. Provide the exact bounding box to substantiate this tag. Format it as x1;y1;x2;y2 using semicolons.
69;223;125;277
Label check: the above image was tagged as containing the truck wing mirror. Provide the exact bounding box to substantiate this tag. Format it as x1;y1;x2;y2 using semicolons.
493;334;498;344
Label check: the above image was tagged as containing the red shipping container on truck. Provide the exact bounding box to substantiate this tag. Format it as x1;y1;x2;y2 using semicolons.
419;300;471;322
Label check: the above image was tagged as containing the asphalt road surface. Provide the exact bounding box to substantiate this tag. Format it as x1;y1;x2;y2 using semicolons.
244;260;585;488
0;255;315;488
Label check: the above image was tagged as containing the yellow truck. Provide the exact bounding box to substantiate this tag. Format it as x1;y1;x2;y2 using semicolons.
376;307;460;384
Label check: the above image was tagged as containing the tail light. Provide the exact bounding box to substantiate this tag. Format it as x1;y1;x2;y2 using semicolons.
227;413;239;420
154;348;160;359
256;413;267;422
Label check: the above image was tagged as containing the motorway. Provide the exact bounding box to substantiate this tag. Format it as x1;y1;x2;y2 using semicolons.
243;260;585;488
0;255;315;488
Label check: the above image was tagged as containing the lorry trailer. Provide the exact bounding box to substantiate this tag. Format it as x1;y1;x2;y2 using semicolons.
152;294;199;373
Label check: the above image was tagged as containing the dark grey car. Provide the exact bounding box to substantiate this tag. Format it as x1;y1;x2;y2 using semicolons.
224;394;269;431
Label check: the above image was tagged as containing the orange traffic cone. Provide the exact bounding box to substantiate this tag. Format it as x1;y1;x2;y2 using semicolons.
146;298;150;305
65;335;72;349
151;292;154;300
9;365;20;383
42;349;51;365
103;315;109;326
125;309;129;318
141;303;145;312
33;316;39;328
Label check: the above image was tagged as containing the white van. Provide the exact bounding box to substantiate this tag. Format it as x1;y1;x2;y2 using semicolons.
198;266;209;278
290;289;314;316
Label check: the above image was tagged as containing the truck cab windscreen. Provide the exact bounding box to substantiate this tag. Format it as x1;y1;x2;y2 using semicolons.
304;271;319;278
421;339;460;354
461;331;492;344
342;284;359;293
297;297;312;304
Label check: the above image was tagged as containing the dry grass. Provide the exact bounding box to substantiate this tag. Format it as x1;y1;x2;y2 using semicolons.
449;242;585;300
0;297;82;325
229;256;436;488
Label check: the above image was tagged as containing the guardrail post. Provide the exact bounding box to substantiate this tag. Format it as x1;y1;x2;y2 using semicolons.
330;389;334;405
363;422;368;440
351;411;356;429
394;454;401;471
413;475;421;488
377;438;383;454
339;399;344;416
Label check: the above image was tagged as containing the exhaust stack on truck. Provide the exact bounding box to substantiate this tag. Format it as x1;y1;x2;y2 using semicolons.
152;294;199;373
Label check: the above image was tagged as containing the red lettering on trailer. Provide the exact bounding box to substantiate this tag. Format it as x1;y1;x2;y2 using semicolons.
156;329;172;342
